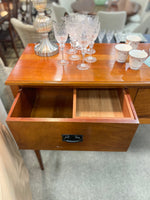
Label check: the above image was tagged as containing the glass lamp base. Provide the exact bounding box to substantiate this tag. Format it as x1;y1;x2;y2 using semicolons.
85;56;97;63
77;63;90;70
34;37;59;57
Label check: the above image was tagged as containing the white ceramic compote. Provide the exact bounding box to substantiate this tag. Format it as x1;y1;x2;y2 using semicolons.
53;21;68;65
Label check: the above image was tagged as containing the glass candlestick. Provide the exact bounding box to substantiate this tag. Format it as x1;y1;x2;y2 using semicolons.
33;0;58;57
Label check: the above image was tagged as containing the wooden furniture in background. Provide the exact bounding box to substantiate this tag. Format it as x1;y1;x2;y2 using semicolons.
71;0;95;14
71;0;141;17
0;1;19;65
19;0;34;24
5;43;150;167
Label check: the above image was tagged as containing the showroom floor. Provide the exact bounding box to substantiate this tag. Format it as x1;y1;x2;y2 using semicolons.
21;124;150;200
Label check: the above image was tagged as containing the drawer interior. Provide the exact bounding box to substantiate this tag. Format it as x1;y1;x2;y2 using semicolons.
11;88;73;118
74;89;134;119
10;88;135;120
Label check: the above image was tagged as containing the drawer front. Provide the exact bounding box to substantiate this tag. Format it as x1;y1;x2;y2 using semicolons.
7;120;138;151
7;88;139;151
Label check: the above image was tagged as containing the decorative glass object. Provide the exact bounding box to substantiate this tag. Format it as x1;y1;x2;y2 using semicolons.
53;21;68;65
65;14;80;61
98;30;106;43
106;30;114;43
33;0;58;57
76;15;92;70
85;15;100;63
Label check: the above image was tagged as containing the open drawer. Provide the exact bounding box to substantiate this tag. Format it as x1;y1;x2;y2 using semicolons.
73;89;136;120
7;88;139;151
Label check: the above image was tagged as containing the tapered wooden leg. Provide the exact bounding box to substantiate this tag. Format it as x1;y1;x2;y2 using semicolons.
34;150;44;170
9;25;20;58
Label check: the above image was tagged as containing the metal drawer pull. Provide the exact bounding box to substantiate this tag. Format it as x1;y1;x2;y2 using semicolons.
62;135;83;143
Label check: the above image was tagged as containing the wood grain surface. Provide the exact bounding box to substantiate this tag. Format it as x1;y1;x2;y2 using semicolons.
5;43;150;87
6;120;138;151
8;88;138;123
133;89;150;119
5;42;143;151
6;87;139;151
74;89;134;119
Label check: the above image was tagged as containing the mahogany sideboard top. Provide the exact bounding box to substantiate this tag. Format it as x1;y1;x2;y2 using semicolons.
5;43;150;87
6;43;150;151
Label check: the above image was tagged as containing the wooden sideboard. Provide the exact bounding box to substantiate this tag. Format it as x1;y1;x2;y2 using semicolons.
5;43;150;152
